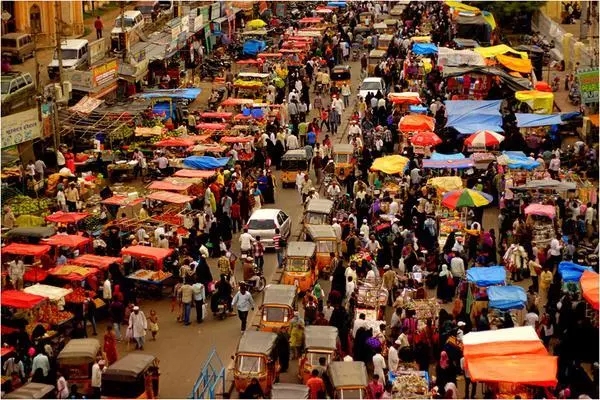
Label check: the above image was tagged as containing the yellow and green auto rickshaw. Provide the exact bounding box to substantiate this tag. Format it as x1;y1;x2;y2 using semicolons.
280;149;309;187
303;198;334;227
330;65;351;89
298;326;339;383
281;241;316;293
368;49;386;76
305;224;337;274
327;361;368;399
233;331;280;395
259;284;297;332
333;143;356;178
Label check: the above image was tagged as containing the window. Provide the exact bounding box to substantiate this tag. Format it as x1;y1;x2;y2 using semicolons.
316;241;335;253
236;356;263;373
340;388;365;399
277;213;285;226
247;219;276;230
306;352;330;367
19;36;31;46
335;154;349;163
15;77;25;90
286;258;308;273
23;74;33;84
29;5;41;34
264;307;287;322
1;80;11;94
1;38;17;47
360;81;383;91
306;212;327;225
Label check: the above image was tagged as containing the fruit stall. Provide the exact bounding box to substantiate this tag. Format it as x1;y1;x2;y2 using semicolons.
41;234;92;259
122;246;174;299
145;191;195;227
71;255;122;272
121;246;173;271
2;195;55;226
100;195;145;220
1;243;52;286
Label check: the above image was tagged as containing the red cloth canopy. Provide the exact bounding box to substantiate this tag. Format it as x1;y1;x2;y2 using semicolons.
101;196;145;206
45;211;89;224
147;181;192;192
257;52;283;58
299;17;323;23
1;290;46;309
200;112;233;119
467;355;558;387
154;138;195;147
410;131;442;147
146;191;194;204
122;246;173;269
43;234;91;248
2;243;51;257
196;123;227;131
398;114;435;132
580;270;599;310
220;98;254;107
48;265;99;281
172;169;216;178
236;59;259;65
71;255;121;270
220;136;254;143
0;346;15;357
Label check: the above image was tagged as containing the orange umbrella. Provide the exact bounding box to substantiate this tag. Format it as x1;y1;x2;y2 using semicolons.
398;114;435;132
410;131;442;147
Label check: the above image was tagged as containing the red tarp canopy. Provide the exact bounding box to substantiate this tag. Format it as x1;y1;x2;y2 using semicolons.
154;138;195;147
467;355;558;387
122;246;173;265
72;254;121;270
146;191;194;204
282;41;310;49
0;346;15;357
200;112;233;119
2;243;51;257
257;52;283;58
280;48;303;54
580;270;599;310
23;268;49;283
172;169;216;178
147;181;192;192
196;123;227;131
48;265;99;281
221;136;254;143
299;17;324;23
286;36;313;42
183;134;213;143
1;290;46;309
221;98;254;107
524;204;556;219
43;234;91;248
45;211;89;224
101;196;145;206
233;114;255;121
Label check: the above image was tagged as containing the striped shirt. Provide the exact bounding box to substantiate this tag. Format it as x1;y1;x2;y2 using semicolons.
273;234;281;250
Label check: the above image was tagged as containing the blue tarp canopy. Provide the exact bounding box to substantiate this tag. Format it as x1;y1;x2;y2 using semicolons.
327;1;347;6
424;152;472;169
183;156;230;170
467;266;506;287
515;113;563;128
135;88;202;100
412;43;438;55
558;261;593;282
502;151;541;170
487;286;527;310
243;39;267;56
560;111;582;121
445;100;503;134
430;152;465;160
409;105;428;114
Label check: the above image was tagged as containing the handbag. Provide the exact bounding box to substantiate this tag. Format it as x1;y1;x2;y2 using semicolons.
447;275;455;287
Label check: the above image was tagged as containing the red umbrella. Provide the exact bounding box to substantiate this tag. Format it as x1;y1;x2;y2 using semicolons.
45;211;89;224
410;131;442;147
464;130;505;148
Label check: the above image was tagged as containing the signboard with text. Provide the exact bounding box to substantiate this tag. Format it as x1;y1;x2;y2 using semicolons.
93;59;118;87
577;67;599;104
210;3;220;20
1;109;41;148
65;59;118;91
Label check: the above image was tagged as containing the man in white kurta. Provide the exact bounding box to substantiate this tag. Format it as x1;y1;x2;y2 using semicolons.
128;306;148;350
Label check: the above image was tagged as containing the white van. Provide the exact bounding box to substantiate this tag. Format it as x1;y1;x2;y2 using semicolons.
111;10;145;37
359;77;386;99
47;39;89;79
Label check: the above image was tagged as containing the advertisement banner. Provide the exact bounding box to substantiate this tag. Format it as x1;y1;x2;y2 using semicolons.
181;15;189;32
577;67;599;104
1;109;41;148
89;38;109;65
64;69;94;91
210;2;220;20
92;59;118;87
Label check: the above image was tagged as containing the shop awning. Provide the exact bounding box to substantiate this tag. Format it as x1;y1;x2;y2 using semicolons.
121;245;173;262
580;270;599;310
46;211;90;224
101;195;145;206
558;261;593;283
146;191;194;204
466;266;506;286
474;44;528;59
172;169;216;178
1;290;46;309
463;326;546;358
487;285;526;311
147;181;192;192
72;254;121;269
182;156;230;170
43;234;91;248
2;243;51;257
370;155;409;175
524;204;556;219
437;47;485;67
496;54;532;74
398;114;435;132
445;100;503;134
467;355;558;386
515;113;562;127
24;284;73;302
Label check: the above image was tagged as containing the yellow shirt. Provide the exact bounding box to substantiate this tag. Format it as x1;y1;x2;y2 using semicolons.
540;271;553;289
139;208;149;220
216;172;224;186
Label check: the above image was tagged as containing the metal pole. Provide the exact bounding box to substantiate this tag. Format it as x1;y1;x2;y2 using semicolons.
54;1;64;86
580;0;589;42
119;3;125;52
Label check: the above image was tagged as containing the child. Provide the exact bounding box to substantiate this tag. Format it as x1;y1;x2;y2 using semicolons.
148;309;159;340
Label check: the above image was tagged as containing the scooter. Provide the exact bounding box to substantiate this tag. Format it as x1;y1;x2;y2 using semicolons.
569;86;581;105
241;267;267;293
215;297;230;320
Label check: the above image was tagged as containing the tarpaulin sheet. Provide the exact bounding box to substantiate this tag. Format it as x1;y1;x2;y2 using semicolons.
172;169;216;178
72;254;121;270
445;100;503;134
46;211;90;224
427;176;463;191
409;105;428;114
101;196;145;206
122;246;173;262
580;270;599;310
422;158;474;169
154;138;195;147
430;152;465;160
48;265;98;281
558;261;593;282
482;11;496;30
398;114;435;132
445;1;481;13
147;181;192;192
437;47;485;67
2;243;51;257
243;39;267;56
501;151;541;170
388;92;422;105
474;44;528;59
135;88;201;100
146;191;194;204
442;66;532;92
515;113;562;127
466;266;506;286
327;1;347;7
512;179;577;192
370;155;409;175
487;285;527;310
467;355;558;386
183;156;230;170
221;98;254;106
412;43;438;55
221;136;254;143
24;284;72;302
43;234;91;248
1;290;46;309
496;54;532;73
515;90;554;114
524;204;556;219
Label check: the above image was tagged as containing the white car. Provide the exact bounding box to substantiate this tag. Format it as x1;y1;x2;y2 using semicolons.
111;10;145;37
247;209;291;248
359;77;386;100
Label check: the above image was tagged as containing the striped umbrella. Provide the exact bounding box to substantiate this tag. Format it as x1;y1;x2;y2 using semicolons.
441;189;493;210
464;130;505;148
410;131;442;147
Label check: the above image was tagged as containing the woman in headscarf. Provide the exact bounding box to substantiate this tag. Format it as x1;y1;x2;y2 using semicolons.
435;350;457;398
443;232;456;255
208;222;220;257
437;264;454;303
263;170;276;204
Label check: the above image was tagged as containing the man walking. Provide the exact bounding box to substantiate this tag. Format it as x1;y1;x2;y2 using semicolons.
128;306;148;350
232;283;255;333
94;16;103;39
192;279;206;323
178;279;194;326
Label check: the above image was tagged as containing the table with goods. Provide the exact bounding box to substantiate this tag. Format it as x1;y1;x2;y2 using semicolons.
127;269;173;299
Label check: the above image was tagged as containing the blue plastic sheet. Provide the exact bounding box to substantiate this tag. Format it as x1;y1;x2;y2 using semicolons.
502;151;541;170
183;156;231;170
412;43;438;55
243;39;267;56
327;1;347;6
445;100;503;134
560;112;581;121
136;88;202;100
515;113;563;128
466;266;506;287
430;152;466;161
558;261;593;283
487;286;527;310
409;105;428;114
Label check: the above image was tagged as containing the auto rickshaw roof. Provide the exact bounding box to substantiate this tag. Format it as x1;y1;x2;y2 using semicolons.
369;49;387;58
237;330;278;355
304;326;338;350
328;361;368;388
271;383;309;399
306;224;337;239
4;226;56;239
102;353;157;382
4;383;55;399
263;284;296;307
305;198;334;214
282;149;308;160
286;241;316;258
334;143;354;154
57;339;101;365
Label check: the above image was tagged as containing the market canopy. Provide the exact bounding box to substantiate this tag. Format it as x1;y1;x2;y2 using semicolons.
154;138;195;147
467;354;558;386
412;43;438;55
43;234;91;248
48;265;98;281
45;211;90;224
2;243;51;257
524;204;556;219
146;191;194;204
410;131;441;147
101;196;144;206
466;266;506;286
388;92;422;105
463;326;548;359
427;176;463;192
496;54;532;74
442;188;492;209
134;88;202;100
580;270;599;310
5;227;56;239
172;169;216;178
515;113;562;128
370;155;409;175
398;114;435;132
72;254;121;270
220;98;254;107
445;100;503;134
1;290;46;309
196;123;227;131
512;179;577;192
423;152;473;169
24;284;73;302
437;47;485;67
487;285;526;310
515;90;555;114
183;156;230;170
474;44;528;59
441;66;532;92
122;246;173;262
498;151;541;170
147;181;192;192
558;261;593;283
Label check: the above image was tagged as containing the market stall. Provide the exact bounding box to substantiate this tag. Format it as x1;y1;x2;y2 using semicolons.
445;100;503;134
101;195;145;220
71;254;122;271
515;113;563;151
122;245;173;271
2;243;52;284
42;234;92;259
466;266;506;318
523;204;556;248
45;212;90;225
486;285;527;327
580;270;599;310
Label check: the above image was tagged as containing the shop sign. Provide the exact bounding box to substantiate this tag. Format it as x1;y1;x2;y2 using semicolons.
181;16;189;33
93;59;118;87
65;69;94;91
577;67;599;104
1;109;41;149
210;3;220;21
89;37;109;65
170;22;182;40
190;14;203;32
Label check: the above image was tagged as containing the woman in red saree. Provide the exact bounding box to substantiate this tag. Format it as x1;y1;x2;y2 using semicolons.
104;325;118;365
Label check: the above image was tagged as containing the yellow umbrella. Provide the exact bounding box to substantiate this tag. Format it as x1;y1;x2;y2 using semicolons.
370;155;409;175
247;19;267;29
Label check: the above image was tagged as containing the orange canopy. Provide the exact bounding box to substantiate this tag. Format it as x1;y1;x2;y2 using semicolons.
257;52;283;58
280;48;303;54
184;134;212;143
299;17;323;24
100;196;145;207
286;36;313;42
200;112;233;119
398;114;435;132
196;123;227;131
236;59;259;65
496;54;532;74
221;136;254;144
464;340;548;359
467;355;558;387
147;181;192;192
154;138;195;147
43;234;91;248
146;191;194;204
589;114;599;127
2;243;51;257
580;270;599;310
172;169;216;178
72;254;121;270
122;246;173;267
46;211;89;224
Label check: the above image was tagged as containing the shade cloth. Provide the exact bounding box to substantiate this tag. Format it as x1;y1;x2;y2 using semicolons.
43;234;91;248
388;92;422;105
427;176;463;192
220;98;254;106
515;113;562;127
243;39;267;56
72;255;121;270
121;246;173;262
515;90;554;114
172;169;216;178
100;196;145;206
500;151;541;170
183;156;230;170
437;47;486;67
430;152;465;161
1;290;46;308
24;284;73;302
196;123;227;131
398;114;435;132
558;261;593;283
147;181;192;192
467;355;558;386
496;54;532;74
135;88;201;100
422;159;474;169
45;212;89;224
580;270;599;310
445;100;503;134
412;43;438;55
466;266;506;286
154;138;195;147
487;285;527;310
474;44;528;59
370;155;409;175
410;131;441;147
2;243;51;257
146;191;194;204
524;204;556;219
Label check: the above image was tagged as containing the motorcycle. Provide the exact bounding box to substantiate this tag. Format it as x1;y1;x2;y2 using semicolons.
215;297;230;320
241;267;267;294
569;86;581;105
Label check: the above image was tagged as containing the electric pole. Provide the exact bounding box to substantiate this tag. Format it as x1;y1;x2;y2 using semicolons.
53;0;64;154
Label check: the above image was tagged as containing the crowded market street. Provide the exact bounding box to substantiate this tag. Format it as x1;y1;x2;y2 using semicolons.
1;1;599;399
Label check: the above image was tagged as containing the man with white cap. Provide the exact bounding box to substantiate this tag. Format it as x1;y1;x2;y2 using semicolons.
128;306;148;350
360;219;370;238
388;338;400;372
